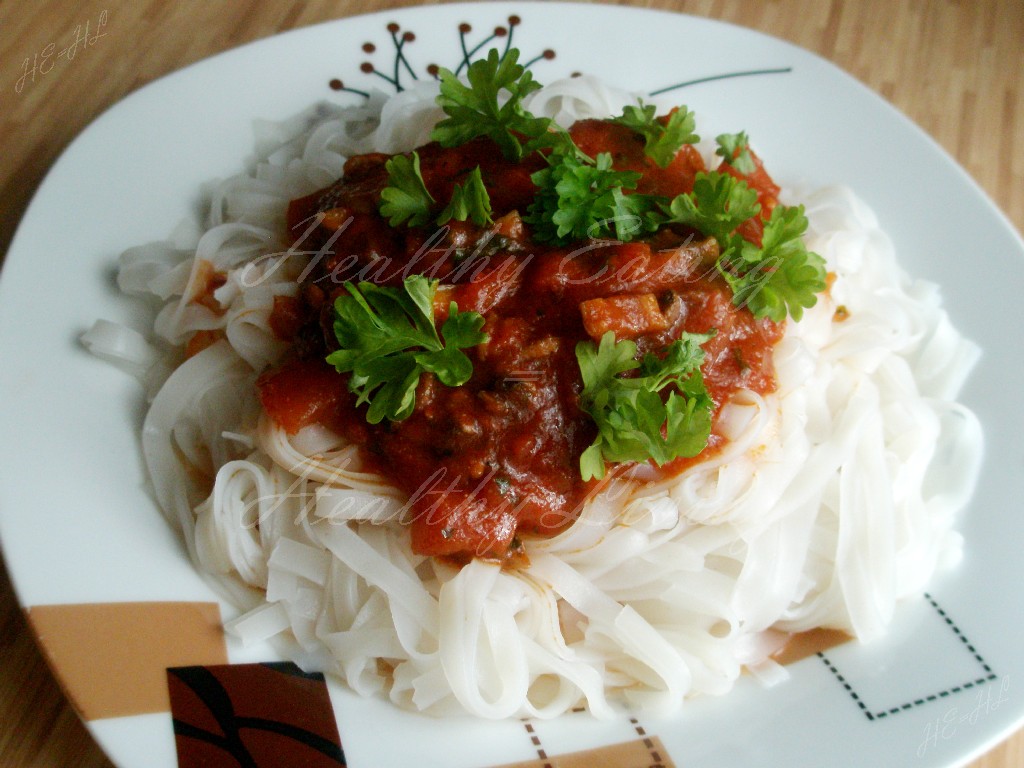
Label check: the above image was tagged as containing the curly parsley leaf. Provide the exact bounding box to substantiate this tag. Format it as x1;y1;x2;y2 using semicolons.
525;150;662;244
613;102;699;168
326;275;488;423
608;187;666;240
431;48;550;161
664;170;761;246
717;204;827;322
577;331;714;481
715;131;756;174
380;157;495;230
378;152;435;228
437;166;494;227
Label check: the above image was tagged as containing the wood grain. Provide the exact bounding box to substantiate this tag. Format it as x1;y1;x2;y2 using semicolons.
0;1;1020;766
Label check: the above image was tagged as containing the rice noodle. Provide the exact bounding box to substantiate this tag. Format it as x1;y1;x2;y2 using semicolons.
93;78;982;718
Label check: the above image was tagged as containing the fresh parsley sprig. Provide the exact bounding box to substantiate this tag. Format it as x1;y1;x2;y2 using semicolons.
715;131;756;174
613;102;699;168
378;153;494;229
431;48;551;161
662;171;826;321
663;170;761;245
326;275;488;423
717;204;827;322
526;150;662;244
525;101;701;244
437;166;494;227
577;331;714;481
378;152;435;228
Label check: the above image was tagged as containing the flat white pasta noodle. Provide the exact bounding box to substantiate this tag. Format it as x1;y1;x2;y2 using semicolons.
140;341;256;559
258;413;404;494
372;82;446;153
732;502;818;632
118;242;197;300
94;74;983;719
80;319;159;378
316;521;440;638
834;390;897;640
438;560;530;719
524;75;639;126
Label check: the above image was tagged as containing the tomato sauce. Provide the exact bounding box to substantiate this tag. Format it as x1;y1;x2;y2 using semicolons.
258;119;783;563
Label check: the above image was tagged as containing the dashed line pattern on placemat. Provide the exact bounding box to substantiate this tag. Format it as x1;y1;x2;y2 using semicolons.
515;716;674;768
925;592;995;676
818;592;998;721
629;717;668;767
522;721;553;768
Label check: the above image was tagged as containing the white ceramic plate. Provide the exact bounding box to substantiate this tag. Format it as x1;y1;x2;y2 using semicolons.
2;4;1022;767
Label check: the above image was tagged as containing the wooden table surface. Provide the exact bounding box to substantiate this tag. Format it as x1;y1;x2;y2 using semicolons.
1;1;1021;766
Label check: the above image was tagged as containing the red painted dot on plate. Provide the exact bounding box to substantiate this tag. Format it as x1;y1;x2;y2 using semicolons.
403;31;415;41
427;64;440;76
362;42;376;53
329;79;344;90
543;49;556;60
360;62;374;73
387;22;400;33
494;26;507;37
459;22;472;33
508;15;521;26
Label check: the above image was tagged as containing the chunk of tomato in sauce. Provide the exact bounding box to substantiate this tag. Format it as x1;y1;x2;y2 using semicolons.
257;358;349;436
579;294;669;340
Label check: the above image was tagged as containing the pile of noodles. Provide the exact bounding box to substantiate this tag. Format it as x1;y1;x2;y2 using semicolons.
83;76;982;719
